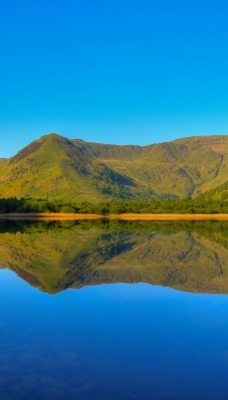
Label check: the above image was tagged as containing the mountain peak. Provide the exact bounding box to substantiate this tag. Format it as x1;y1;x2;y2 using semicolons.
9;134;70;166
39;133;67;142
0;133;227;201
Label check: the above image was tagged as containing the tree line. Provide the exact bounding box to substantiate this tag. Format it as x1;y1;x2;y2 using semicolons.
0;197;227;214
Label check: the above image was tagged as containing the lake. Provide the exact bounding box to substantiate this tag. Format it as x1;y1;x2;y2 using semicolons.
0;219;227;399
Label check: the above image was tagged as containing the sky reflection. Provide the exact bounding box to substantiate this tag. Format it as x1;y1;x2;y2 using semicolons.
1;270;228;399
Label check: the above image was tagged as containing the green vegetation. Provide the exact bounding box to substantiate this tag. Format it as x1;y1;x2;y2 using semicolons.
0;133;227;201
0;197;227;214
196;181;228;202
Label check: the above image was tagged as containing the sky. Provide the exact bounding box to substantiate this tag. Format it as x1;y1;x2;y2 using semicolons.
0;0;228;157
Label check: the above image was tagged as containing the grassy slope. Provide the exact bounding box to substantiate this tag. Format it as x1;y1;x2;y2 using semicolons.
51;134;228;199
79;135;227;198
0;221;227;294
0;134;136;201
196;181;228;201
0;133;227;201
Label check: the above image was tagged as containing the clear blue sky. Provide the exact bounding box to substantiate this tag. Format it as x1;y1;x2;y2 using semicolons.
0;0;228;157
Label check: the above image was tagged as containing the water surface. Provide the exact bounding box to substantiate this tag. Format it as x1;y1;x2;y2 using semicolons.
0;220;227;399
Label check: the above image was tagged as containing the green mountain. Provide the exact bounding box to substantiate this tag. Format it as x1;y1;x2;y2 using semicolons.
0;220;227;294
0;133;227;201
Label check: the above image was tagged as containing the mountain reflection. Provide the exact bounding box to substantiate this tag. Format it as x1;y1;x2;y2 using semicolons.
0;220;227;294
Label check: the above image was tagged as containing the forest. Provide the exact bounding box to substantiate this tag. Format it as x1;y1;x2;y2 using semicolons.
0;197;227;214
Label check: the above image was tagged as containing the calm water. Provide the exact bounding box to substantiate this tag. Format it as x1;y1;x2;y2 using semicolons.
0;220;228;400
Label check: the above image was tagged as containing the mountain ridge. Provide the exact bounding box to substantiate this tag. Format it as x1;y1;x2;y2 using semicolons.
0;133;227;201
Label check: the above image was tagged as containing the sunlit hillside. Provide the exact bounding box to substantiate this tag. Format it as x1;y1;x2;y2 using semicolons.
0;133;227;201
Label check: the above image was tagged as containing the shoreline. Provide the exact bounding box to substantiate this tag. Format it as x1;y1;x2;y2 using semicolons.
0;213;227;221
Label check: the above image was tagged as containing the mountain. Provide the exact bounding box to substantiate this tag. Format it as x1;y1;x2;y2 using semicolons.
0;133;227;201
0;220;227;294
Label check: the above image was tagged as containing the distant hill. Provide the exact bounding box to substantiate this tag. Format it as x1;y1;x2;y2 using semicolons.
0;133;227;201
